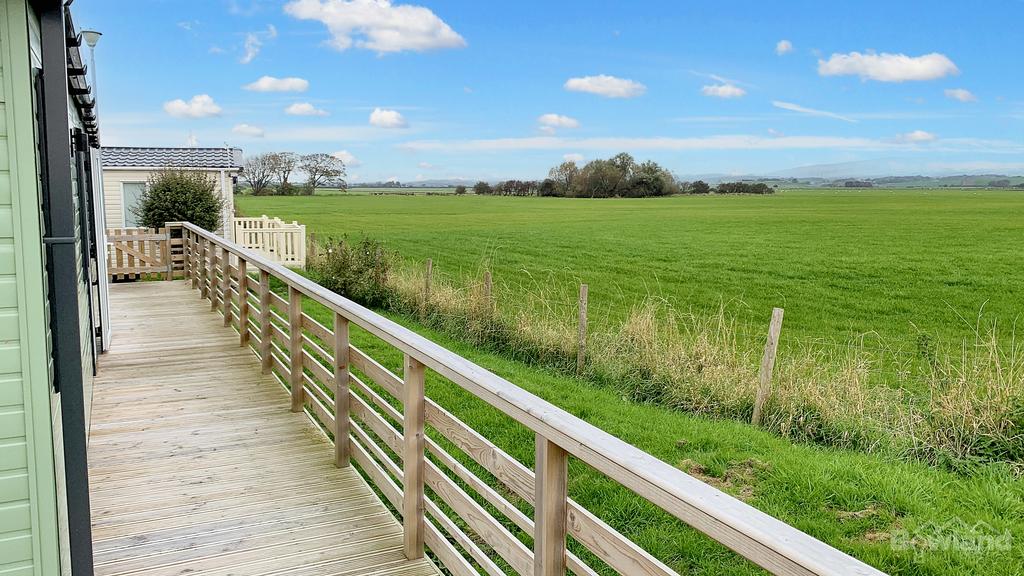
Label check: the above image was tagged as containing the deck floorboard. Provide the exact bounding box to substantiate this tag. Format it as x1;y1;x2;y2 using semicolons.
89;281;439;576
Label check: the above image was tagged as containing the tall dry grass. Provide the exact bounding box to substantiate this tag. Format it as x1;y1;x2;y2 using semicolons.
307;238;1024;469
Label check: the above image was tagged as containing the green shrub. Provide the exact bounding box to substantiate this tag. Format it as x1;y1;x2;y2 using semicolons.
307;237;392;307
132;170;224;231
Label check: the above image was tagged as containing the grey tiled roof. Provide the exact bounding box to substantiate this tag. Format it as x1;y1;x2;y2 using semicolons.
101;147;243;169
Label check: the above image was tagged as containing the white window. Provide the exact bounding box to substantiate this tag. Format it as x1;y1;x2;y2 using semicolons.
122;182;146;227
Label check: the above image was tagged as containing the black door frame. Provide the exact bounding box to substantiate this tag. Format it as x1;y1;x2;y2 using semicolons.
34;1;96;574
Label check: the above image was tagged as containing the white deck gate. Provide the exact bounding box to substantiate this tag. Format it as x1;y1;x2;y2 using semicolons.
232;215;307;267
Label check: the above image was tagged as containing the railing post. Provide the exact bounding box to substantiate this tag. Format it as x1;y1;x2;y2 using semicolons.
199;237;209;300
288;286;304;412
163;227;172;281
221;248;232;325
534;435;568;576
210;245;221;312
238;258;249;346
402;354;426;559
333;312;350;467
259;269;272;374
187;232;197;288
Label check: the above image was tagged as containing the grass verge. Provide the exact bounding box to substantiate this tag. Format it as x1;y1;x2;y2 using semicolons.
289;286;1024;576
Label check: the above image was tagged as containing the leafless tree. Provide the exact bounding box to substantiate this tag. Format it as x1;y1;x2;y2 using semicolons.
300;153;346;191
268;152;300;185
242;153;275;195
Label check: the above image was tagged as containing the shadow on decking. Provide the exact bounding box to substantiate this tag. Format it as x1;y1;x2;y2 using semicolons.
87;281;438;576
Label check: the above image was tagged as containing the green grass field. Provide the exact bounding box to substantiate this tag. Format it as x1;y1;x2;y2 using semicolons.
238;190;1024;573
238;189;1024;352
314;186;457;195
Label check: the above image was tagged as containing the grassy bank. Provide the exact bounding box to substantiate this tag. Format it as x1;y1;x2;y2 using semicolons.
292;292;1024;576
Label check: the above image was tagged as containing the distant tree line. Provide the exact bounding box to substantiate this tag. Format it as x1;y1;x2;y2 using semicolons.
241;152;347;196
469;153;775;198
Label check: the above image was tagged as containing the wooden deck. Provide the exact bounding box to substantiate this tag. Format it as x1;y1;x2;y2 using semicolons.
87;281;440;576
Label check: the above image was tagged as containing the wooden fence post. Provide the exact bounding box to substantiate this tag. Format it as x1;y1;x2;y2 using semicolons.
374;246;383;285
221;249;231;325
333;313;350;467
187;232;196;288
210;245;221;312
288;286;304;413
577;284;588;373
402;354;426;559
308;232;318;260
752;307;784;426
534;434;568;576
199;238;209;300
163;227;172;281
238;258;249;346
422;258;433;320
483;270;493;313
259;270;272;374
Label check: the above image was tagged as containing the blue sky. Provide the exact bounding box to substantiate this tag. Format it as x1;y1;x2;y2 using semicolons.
77;0;1024;182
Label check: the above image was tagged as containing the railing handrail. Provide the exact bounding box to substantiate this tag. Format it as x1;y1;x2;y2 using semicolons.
180;221;885;576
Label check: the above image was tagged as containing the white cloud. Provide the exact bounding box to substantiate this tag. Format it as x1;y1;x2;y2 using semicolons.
564;75;646;98
818;51;959;82
232;123;265;137
944;88;978;103
163;94;222;118
894;130;937;143
285;102;329;116
538;113;580;129
185;132;198;147
701;83;746;98
284;0;466;53
772;100;856;123
775;39;793;55
241;34;261;64
399;134;1022;155
244;76;310;92
369;107;407;128
417;161;434;168
400;135;896;153
240;24;277;64
538;126;556;135
563;153;584;163
209;45;226;54
331;149;361;166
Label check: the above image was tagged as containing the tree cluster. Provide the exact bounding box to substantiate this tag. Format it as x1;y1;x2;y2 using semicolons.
714;182;775;195
472;153;681;199
242;152;347;196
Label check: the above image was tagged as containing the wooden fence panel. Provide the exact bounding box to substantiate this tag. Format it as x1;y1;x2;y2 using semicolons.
106;227;171;280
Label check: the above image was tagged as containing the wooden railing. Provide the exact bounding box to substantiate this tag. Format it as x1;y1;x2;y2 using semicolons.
180;221;887;576
233;215;306;266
